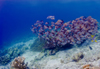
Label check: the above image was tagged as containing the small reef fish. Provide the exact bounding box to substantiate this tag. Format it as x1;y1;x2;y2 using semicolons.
31;16;98;48
44;25;49;29
91;35;97;42
51;22;55;27
45;22;49;24
47;16;55;20
34;20;44;25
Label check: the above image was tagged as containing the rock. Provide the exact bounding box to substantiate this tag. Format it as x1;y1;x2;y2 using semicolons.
72;52;84;62
30;38;46;52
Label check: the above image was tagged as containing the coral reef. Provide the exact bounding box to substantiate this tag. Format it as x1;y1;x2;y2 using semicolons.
0;54;11;65
31;16;98;49
11;56;28;69
0;45;29;65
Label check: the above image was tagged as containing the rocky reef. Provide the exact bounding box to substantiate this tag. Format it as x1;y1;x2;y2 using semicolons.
0;44;29;65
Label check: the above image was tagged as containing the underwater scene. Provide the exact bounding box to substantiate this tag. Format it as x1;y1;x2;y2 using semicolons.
0;0;100;69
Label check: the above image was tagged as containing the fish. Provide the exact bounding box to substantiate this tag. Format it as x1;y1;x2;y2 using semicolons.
31;28;36;33
36;20;43;23
44;25;49;29
45;22;49;24
51;22;55;27
55;20;64;25
55;26;59;30
34;20;44;25
91;35;97;42
63;23;68;27
38;24;42;27
45;31;50;35
47;16;55;20
89;46;92;50
49;26;52;30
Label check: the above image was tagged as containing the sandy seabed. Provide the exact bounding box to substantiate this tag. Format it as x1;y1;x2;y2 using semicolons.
22;40;100;69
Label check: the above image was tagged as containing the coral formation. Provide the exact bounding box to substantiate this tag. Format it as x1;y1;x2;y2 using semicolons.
72;52;84;62
0;45;28;65
11;56;28;69
0;54;11;65
81;64;100;69
31;16;98;49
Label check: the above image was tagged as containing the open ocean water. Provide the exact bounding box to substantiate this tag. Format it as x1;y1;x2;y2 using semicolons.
0;0;100;69
0;0;100;49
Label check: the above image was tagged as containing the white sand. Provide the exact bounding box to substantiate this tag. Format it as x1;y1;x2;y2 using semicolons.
25;40;100;69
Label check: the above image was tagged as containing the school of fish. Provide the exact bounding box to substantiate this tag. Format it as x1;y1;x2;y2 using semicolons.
31;16;98;49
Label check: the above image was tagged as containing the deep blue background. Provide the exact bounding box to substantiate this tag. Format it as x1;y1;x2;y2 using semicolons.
0;0;100;49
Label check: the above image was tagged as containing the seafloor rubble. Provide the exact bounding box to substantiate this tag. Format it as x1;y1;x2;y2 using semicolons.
28;40;100;69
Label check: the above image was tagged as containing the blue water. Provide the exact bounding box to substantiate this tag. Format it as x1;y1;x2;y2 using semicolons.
0;0;100;49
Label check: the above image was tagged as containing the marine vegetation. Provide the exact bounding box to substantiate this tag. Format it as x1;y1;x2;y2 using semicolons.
30;38;46;52
31;16;98;49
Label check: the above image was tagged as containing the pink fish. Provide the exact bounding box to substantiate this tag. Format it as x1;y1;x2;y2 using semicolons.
46;37;49;40
45;22;49;24
47;16;55;20
51;22;55;26
34;20;43;25
49;26;52;30
51;30;55;33
38;24;42;27
64;28;67;30
55;26;59;30
55;20;63;25
31;28;35;33
45;31;49;35
44;25;49;29
57;41;61;45
63;23;68;27
47;41;50;44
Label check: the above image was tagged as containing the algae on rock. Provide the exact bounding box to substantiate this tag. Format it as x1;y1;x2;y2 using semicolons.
30;38;46;52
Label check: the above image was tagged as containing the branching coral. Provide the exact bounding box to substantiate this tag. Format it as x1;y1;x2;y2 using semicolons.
11;56;28;69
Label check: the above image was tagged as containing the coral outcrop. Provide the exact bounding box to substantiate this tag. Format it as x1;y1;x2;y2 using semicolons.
11;56;28;69
72;52;84;62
